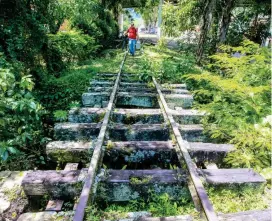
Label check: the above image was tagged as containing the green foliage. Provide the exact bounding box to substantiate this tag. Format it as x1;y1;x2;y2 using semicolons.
130;176;152;185
125;46;198;84
157;37;167;50
151;51;197;83
69;0;118;47
38;70;91;111
153;58;178;83
54;110;68;122
138;55;153;82
86;190;196;220
69;101;81;109
48;30;100;65
0;0;69;74
185;40;271;171
135;0;159;29
0;0;119;77
227;5;271;46
0;56;46;167
37;49;123;112
207;185;270;213
86;205;127;221
161;0;270;63
162;0;199;37
224;120;271;170
148;192;195;216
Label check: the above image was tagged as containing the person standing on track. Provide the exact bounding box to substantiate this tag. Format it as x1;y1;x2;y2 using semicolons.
126;23;138;56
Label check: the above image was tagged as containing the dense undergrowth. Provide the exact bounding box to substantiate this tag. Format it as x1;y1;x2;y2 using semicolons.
0;0;120;169
185;40;271;175
122;42;271;214
125;41;271;175
0;49;124;170
124;44;199;83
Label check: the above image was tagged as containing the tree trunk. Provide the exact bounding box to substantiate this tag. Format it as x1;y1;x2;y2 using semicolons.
196;0;216;64
218;0;235;45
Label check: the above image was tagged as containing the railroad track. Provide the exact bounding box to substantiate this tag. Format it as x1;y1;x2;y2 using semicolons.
3;51;269;221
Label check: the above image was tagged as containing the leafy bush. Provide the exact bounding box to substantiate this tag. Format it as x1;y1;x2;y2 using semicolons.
0;0;70;76
0;56;47;168
37;71;91;111
48;31;100;65
37;48;124;113
227;7;271;46
185;40;271;172
69;0;118;47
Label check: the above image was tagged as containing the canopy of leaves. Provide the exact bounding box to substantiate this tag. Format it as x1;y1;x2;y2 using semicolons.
68;0;118;47
134;0;160;29
162;0;200;37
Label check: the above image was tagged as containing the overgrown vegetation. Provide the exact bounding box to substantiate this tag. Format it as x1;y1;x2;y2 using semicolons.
127;42;270;174
125;41;271;214
0;54;47;169
86;190;196;221
186;40;271;173
124;45;198;83
207;185;270;213
0;42;123;170
37;50;124;112
47;31;99;72
0;0;124;167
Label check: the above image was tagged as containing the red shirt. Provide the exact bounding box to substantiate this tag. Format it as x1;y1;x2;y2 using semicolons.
127;27;137;39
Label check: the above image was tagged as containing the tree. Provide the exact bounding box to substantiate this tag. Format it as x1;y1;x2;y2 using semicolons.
136;0;159;31
196;0;216;64
218;0;236;44
161;0;271;63
162;0;199;37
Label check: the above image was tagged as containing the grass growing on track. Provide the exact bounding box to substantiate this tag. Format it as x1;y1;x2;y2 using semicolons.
80;49;126;73
123;45;199;83
207;185;270;214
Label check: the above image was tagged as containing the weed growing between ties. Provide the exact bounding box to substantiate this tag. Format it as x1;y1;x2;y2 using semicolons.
85;189;198;221
123;45;199;84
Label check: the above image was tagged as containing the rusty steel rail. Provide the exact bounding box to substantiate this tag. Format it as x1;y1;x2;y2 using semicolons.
152;77;219;221
73;51;128;221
